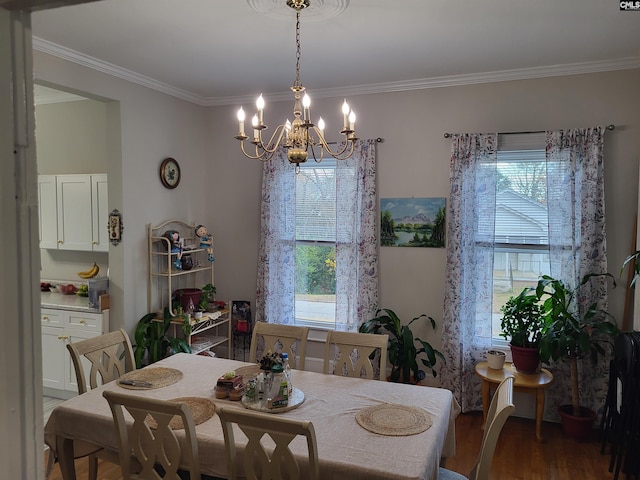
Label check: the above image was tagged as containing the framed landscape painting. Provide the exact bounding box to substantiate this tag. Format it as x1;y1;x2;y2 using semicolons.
380;197;446;247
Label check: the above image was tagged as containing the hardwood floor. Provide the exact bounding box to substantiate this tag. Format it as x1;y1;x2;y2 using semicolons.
46;411;617;480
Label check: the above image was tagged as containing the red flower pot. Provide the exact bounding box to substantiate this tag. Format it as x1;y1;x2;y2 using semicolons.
510;344;540;373
558;405;597;441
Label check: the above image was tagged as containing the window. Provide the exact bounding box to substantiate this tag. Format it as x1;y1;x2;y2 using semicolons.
256;139;377;332
489;144;550;342
294;160;339;328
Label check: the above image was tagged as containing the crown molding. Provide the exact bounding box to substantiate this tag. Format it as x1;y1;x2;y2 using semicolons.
33;36;640;108
33;36;208;106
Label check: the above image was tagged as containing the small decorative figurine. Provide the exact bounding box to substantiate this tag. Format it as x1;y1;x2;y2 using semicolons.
195;224;214;262
163;230;183;269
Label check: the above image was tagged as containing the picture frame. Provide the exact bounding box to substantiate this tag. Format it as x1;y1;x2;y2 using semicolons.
108;209;124;245
380;198;446;248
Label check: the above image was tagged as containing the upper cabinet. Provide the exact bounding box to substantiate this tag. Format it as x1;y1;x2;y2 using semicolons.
38;174;108;252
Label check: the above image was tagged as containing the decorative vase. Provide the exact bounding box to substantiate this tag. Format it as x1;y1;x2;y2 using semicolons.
510;344;540;373
558;405;597;441
486;349;506;369
180;254;193;271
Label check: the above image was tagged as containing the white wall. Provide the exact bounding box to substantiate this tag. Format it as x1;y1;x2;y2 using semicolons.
36;97;110;280
34;50;210;332
34;47;640;370
206;69;640;379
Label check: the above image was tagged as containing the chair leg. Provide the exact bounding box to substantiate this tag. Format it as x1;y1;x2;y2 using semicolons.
88;453;98;480
44;448;56;479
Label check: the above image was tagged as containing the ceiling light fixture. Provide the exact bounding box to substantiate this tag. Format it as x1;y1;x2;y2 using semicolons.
235;0;357;170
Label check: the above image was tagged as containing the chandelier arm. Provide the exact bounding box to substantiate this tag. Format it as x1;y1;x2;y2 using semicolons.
257;125;288;154
239;141;268;161
310;127;355;159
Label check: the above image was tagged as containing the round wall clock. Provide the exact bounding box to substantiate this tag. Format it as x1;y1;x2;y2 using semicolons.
160;157;181;189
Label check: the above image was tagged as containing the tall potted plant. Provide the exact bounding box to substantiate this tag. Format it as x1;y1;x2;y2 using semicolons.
536;273;618;438
499;287;546;373
359;308;445;384
133;307;192;368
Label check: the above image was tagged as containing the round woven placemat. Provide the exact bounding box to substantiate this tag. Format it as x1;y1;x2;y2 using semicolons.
146;397;216;430
355;403;432;436
118;367;183;390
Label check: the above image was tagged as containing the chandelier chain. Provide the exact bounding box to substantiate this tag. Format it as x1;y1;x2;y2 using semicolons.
294;10;302;88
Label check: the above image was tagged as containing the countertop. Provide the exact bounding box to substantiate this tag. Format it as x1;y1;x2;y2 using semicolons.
41;291;102;313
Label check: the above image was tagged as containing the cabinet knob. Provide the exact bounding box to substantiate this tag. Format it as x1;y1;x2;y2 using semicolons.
92;241;98;245
57;240;63;244
43;316;49;321
79;319;86;325
57;335;68;341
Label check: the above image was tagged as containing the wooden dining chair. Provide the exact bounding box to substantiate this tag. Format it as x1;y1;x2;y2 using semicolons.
323;330;388;380
217;406;320;480
249;322;309;370
60;329;137;480
439;376;515;480
67;328;136;394
103;390;201;480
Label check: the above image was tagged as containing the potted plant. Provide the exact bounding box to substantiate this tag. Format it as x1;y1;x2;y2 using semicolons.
536;273;618;439
133;307;192;368
359;308;445;384
200;283;217;311
499;287;546;373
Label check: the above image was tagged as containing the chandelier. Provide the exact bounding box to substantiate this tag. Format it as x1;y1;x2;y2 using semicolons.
234;0;357;170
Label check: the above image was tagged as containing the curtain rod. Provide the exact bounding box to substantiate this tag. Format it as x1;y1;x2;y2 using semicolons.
325;138;384;144
443;125;615;139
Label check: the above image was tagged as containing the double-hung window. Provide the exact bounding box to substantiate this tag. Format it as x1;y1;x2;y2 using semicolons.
486;135;550;343
256;139;378;332
294;160;338;328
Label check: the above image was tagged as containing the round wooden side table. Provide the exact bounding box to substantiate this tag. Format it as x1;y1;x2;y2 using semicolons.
474;361;554;442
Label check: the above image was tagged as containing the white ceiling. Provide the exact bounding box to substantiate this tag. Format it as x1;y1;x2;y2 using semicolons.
31;0;640;106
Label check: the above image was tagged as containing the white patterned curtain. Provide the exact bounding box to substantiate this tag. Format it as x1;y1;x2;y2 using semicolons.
440;134;498;412
544;127;609;420
255;139;379;331
441;128;610;420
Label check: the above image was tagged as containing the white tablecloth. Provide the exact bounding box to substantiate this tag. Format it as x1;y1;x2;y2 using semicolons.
46;353;458;480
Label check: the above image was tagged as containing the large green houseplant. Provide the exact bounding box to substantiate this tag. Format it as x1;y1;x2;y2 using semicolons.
359;308;445;384
133;307;192;368
499;287;547;372
536;273;618;435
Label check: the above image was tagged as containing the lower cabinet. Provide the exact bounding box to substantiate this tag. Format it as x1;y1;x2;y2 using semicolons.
41;308;110;396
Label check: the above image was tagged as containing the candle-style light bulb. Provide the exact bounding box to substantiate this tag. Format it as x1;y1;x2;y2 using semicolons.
285;119;292;141
303;93;311;122
237;107;246;136
349;111;356;131
256;94;265;125
252;114;260;142
342;99;350;130
317;117;325;137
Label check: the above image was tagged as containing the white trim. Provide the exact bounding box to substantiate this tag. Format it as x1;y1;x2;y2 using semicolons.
32;35;640;107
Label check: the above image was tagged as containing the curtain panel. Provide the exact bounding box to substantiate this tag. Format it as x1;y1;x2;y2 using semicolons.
441;127;609;421
255;139;379;332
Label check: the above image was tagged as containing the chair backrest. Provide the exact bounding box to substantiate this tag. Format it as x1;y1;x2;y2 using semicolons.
217;406;319;480
249;322;309;370
469;376;515;480
323;331;388;380
67;328;136;394
103;390;201;480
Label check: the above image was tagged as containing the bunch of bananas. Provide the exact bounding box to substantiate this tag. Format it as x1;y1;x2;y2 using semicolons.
77;262;100;279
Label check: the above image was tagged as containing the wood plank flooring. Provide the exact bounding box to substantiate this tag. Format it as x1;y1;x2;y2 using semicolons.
46;411;618;480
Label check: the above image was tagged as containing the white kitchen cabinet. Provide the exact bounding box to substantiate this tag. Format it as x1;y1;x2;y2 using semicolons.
38;174;108;251
41;307;110;397
38;175;59;249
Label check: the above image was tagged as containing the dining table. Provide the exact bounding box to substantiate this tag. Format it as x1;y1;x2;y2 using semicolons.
45;353;459;480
